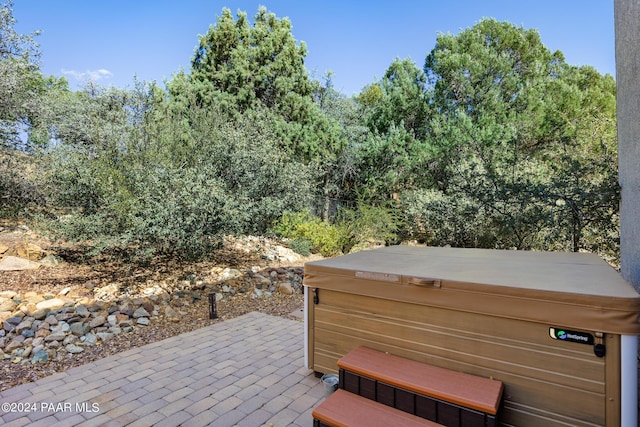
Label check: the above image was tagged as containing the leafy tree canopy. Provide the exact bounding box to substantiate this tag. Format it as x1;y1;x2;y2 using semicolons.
0;0;42;149
174;6;342;162
359;58;429;139
192;7;311;114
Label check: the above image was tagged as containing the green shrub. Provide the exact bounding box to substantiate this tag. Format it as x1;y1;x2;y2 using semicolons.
336;203;402;253
288;238;311;257
273;211;346;257
41;97;313;261
0;152;43;219
401;188;495;247
273;204;402;256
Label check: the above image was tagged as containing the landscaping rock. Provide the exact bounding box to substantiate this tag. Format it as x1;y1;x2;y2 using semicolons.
69;322;89;336
82;332;98;345
3;317;21;332
15;319;32;335
17;243;45;261
31;309;49;320
0;291;17;299
21;329;35;338
0;256;39;271
75;305;90;318
0;298;17;312
38;254;62;266
277;282;294;295
96;332;113;342
44;332;66;342
89;315;106;328
65;344;84;354
0;235;310;368
31;349;49;364
133;307;149;318
35;298;65;311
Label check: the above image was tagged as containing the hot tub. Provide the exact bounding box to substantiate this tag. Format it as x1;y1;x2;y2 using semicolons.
303;246;640;426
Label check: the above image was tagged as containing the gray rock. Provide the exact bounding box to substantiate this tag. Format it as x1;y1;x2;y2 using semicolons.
82;333;97;345
96;332;113;342
4;316;21;325
56;311;75;321
132;307;149;318
69;322;89;336
31;350;48;364
21;329;35;338
31;309;49;320
15;319;33;334
44;314;58;325
89;316;106;328
65;344;84;354
3;317;21;332
51;322;70;333
44;332;66;342
63;335;77;345
136;317;150;326
75;305;90;318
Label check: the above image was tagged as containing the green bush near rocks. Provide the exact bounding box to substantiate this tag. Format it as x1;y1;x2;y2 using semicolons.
272;211;346;257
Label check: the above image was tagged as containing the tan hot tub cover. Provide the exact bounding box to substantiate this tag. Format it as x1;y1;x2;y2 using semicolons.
304;246;640;335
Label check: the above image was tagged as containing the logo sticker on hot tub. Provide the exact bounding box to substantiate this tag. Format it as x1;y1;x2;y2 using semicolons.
549;327;594;345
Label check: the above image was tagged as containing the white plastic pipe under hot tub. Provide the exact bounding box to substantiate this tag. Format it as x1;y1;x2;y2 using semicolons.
621;334;638;426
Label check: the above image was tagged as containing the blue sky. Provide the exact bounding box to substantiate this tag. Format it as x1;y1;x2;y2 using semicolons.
13;1;615;96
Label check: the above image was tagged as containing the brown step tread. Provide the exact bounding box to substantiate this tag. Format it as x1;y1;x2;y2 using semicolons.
337;346;503;415
312;389;445;427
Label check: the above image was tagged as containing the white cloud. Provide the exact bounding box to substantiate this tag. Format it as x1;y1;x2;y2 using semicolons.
61;68;114;82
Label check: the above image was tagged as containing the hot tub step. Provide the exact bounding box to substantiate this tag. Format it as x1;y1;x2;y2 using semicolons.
312;388;445;427
337;346;503;426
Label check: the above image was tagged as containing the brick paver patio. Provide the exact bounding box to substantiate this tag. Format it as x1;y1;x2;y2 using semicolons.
0;312;326;427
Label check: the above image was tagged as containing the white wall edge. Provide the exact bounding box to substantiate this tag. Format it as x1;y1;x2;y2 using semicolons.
621;334;638;427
